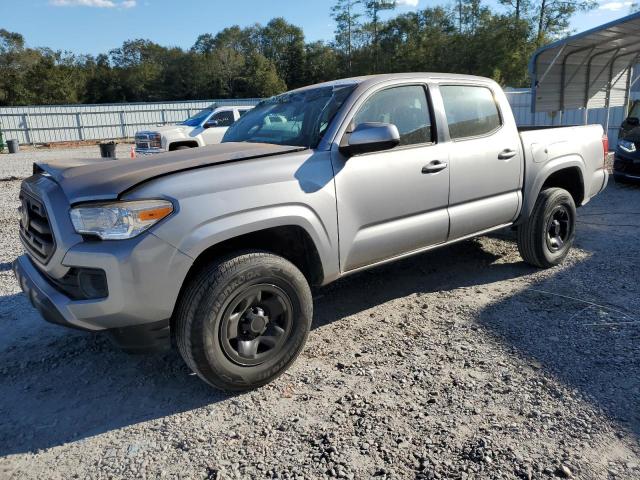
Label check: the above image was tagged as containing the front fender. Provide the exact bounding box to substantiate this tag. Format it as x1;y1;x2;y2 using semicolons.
161;204;340;285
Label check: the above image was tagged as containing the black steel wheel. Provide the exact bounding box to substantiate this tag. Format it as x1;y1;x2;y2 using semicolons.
517;187;576;268
174;251;312;391
545;205;571;253
220;284;293;367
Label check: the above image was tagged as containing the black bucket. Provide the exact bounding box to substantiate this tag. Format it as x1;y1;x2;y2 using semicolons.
7;139;19;154
99;141;117;159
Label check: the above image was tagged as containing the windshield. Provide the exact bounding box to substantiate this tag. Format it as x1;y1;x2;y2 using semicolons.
180;108;213;127
222;84;356;148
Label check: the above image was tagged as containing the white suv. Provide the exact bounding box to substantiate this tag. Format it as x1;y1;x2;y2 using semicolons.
135;104;254;154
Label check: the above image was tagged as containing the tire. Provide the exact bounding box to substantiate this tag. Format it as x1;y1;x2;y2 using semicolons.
174;251;312;391
173;145;192;151
517;188;576;268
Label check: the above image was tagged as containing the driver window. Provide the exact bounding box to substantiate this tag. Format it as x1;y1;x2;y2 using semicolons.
352;85;433;146
207;110;235;127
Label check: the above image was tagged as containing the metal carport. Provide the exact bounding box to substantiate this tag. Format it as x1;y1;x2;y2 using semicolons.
529;11;640;132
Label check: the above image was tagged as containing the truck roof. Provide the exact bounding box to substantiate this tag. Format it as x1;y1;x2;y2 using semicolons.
290;73;497;93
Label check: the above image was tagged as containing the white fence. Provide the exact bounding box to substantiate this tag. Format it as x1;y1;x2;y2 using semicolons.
505;88;628;145
0;99;260;145
0;91;631;145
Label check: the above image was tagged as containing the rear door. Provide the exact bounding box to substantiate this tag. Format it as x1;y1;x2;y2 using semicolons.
439;84;522;239
331;83;450;272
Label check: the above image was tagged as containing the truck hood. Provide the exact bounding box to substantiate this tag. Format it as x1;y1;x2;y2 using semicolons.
139;125;192;136
36;142;306;204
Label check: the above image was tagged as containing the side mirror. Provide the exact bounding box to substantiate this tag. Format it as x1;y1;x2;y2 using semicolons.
624;117;640;127
340;122;400;157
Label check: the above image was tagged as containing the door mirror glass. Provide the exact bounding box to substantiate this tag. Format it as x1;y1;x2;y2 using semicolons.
624;116;640;127
341;122;400;156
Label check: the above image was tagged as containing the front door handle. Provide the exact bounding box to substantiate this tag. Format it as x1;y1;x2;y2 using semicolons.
498;149;517;160
422;160;448;174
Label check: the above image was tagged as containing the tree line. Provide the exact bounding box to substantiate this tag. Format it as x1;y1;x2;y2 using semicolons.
0;0;604;106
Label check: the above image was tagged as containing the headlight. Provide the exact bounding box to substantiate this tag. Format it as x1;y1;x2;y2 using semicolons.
618;139;636;153
150;133;162;148
70;200;173;240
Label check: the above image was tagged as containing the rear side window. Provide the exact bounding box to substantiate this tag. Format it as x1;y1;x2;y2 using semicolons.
440;85;501;140
353;85;433;146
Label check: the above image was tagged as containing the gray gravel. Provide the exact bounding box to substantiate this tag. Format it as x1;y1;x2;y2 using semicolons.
0;149;638;479
0;144;134;180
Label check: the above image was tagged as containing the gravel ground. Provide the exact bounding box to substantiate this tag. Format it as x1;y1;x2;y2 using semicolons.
0;144;134;180
0;149;639;480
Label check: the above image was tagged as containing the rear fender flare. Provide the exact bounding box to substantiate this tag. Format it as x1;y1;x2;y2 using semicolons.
520;155;586;222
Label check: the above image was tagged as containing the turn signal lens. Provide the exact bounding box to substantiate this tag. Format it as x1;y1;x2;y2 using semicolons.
138;206;173;222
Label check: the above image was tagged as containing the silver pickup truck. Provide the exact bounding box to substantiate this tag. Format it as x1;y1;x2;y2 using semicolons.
14;73;608;390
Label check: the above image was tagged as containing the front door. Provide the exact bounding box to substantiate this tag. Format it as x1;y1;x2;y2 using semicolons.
201;109;236;144
331;84;451;272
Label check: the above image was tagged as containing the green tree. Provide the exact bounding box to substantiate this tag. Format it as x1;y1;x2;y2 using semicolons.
532;0;597;45
331;0;362;74
363;0;396;72
241;53;286;97
303;41;339;85
260;18;306;89
499;0;533;20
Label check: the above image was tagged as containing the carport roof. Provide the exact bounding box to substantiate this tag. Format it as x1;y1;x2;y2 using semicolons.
529;11;640;113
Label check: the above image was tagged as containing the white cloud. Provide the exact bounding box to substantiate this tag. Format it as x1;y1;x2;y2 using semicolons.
50;0;137;8
396;0;420;7
598;1;633;11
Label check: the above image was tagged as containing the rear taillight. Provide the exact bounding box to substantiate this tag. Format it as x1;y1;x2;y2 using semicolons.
602;135;609;166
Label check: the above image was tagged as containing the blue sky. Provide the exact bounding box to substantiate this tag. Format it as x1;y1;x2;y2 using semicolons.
0;0;636;55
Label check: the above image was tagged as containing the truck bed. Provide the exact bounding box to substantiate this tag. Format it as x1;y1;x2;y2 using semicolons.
518;123;608;212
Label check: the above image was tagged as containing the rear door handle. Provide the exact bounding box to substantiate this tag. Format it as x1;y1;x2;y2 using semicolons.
498;149;517;160
422;160;448;174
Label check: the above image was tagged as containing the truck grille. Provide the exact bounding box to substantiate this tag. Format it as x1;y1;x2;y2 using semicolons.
135;132;161;150
19;191;56;264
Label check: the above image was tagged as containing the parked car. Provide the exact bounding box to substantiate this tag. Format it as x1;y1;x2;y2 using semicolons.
614;136;640;184
614;102;640;183
14;73;608;390
619;99;640;140
134;104;254;154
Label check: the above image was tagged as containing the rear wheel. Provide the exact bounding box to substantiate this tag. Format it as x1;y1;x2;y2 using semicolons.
173;145;192;151
517;188;576;268
174;251;312;391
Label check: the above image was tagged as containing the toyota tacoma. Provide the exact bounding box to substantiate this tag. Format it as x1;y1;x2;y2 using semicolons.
14;74;608;390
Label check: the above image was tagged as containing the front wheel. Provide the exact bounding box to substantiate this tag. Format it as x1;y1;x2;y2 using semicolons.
517;188;576;268
174;251;312;391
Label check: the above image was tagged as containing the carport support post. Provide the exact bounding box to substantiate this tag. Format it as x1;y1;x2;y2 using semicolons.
582;107;589;125
624;64;635;118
